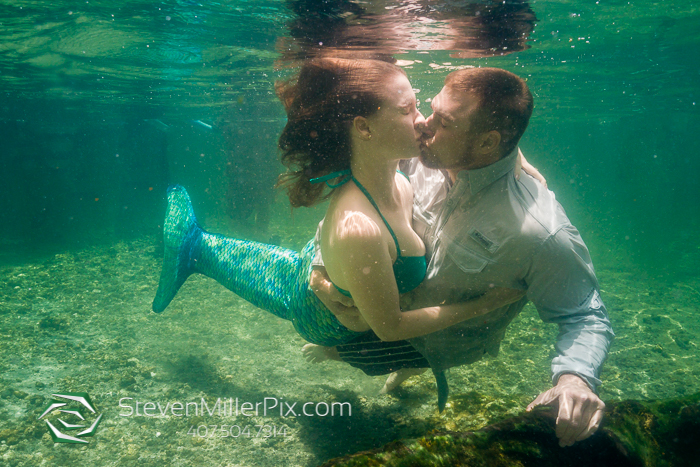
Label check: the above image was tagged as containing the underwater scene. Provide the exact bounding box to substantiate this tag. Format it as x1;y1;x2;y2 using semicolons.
1;0;699;466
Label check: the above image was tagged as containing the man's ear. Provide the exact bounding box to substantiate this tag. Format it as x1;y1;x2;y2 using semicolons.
353;116;372;140
477;130;501;154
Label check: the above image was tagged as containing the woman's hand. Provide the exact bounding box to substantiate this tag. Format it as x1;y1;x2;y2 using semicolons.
470;287;526;316
484;286;527;305
516;148;548;188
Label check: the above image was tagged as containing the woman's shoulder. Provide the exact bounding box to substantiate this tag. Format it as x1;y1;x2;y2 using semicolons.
326;193;384;244
321;199;386;280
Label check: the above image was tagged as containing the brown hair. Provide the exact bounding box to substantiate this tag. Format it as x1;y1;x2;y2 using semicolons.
276;58;406;207
445;67;533;158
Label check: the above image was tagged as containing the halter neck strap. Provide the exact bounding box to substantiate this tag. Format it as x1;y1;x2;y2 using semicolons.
309;170;352;188
310;169;403;258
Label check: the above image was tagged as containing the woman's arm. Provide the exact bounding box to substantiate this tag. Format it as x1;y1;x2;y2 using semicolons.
310;266;522;337
332;219;524;341
370;288;525;341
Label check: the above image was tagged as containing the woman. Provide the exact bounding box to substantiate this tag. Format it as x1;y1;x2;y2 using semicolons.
152;59;524;353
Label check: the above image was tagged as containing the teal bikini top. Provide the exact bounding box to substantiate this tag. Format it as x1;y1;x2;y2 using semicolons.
310;169;427;297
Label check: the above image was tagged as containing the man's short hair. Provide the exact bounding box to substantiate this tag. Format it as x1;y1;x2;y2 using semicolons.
445;67;533;158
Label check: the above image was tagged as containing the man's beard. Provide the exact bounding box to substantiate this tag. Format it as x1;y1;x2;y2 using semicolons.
419;147;443;169
419;138;476;171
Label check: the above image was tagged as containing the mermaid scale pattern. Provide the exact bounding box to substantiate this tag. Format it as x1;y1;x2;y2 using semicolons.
152;185;362;347
152;185;200;313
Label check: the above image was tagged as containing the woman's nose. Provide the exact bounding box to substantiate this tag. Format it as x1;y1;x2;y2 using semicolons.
419;114;434;138
414;111;426;131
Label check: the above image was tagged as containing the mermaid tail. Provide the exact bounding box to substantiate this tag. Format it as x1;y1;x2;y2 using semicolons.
152;185;361;346
153;185;201;313
152;185;298;319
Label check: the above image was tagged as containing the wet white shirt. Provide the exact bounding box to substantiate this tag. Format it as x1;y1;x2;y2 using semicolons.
400;149;614;392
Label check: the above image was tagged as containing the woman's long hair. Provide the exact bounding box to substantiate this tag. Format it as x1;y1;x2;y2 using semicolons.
276;58;406;207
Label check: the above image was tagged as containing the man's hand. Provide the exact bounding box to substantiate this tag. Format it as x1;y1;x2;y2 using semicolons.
526;374;605;447
309;266;357;313
309;267;369;331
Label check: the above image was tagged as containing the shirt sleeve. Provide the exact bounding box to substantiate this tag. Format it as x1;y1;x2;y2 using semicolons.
524;223;615;393
310;218;325;267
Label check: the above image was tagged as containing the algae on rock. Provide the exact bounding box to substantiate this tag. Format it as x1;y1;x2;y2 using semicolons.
320;393;700;467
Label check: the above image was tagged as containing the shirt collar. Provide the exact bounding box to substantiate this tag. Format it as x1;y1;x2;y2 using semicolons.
455;147;518;195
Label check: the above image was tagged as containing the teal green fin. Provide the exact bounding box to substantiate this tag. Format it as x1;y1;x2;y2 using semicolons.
152;185;202;313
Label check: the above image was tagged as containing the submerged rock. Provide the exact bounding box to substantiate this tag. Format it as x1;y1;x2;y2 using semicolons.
320;393;700;467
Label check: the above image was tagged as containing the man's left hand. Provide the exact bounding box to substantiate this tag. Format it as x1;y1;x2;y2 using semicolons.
526;374;605;447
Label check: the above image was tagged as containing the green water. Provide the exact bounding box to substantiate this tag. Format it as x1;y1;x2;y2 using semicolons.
1;1;699;466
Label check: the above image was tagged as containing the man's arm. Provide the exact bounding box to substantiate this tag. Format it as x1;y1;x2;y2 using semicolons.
524;223;614;446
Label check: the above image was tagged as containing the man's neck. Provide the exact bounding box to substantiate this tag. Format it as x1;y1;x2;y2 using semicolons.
445;148;519;191
445;161;488;183
446;151;502;183
446;169;460;184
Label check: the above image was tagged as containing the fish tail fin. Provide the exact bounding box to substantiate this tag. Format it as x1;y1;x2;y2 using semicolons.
433;369;449;413
152;185;202;313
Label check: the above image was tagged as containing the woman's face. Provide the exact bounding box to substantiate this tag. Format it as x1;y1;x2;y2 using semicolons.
366;73;425;160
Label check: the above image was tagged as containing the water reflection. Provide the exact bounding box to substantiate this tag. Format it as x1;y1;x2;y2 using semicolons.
278;0;537;65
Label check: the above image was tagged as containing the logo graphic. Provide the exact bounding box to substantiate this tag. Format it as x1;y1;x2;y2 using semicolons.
38;392;103;444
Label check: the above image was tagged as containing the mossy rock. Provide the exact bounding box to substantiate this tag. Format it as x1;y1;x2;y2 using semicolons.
319;393;700;467
38;316;68;330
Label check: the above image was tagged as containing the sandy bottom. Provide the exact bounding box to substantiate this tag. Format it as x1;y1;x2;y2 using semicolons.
0;237;698;466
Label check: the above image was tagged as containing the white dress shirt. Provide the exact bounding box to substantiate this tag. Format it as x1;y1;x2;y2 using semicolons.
401;149;613;392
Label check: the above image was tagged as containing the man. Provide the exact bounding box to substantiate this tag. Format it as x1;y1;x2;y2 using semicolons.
309;67;613;447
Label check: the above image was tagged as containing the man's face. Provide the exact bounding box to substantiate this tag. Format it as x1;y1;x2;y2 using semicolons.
420;86;481;171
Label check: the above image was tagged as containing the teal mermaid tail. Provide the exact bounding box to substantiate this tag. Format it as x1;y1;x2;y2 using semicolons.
153;185;200;313
152;185;362;346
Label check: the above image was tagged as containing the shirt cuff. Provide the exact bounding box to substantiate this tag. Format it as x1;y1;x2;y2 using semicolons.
552;369;601;394
311;255;325;268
